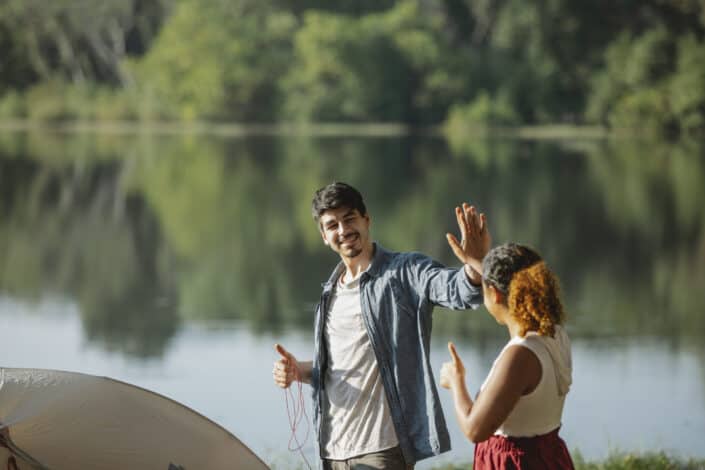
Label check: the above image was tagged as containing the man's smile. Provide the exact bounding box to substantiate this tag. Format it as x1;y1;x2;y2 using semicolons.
339;233;359;247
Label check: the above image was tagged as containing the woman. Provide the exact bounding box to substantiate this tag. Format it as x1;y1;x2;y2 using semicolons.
440;243;574;469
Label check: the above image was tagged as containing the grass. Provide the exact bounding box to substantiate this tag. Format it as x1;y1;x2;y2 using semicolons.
573;452;705;470
431;451;705;470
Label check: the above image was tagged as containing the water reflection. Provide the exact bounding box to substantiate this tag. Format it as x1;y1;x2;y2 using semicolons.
0;131;704;363
0;147;178;357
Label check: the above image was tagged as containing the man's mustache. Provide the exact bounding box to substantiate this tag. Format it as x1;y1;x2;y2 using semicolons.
339;232;359;243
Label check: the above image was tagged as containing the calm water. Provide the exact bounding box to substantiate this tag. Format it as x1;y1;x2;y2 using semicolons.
1;130;704;467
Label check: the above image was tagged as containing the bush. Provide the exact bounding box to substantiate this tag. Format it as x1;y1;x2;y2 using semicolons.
444;90;520;133
430;451;705;470
21;81;147;123
669;35;705;135
135;0;296;122
0;90;26;119
573;451;705;470
91;89;130;122
24;81;80;122
282;0;477;124
586;26;705;136
608;86;674;135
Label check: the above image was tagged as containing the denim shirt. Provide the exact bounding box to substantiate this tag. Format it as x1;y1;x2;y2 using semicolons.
311;243;483;464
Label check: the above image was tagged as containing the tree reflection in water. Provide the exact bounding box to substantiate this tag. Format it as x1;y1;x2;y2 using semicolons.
0;131;703;364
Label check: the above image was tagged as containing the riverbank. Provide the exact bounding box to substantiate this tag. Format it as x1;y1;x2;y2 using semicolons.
0;118;612;140
431;451;705;470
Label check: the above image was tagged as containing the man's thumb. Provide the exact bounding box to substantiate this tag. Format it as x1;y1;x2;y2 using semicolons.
446;234;464;259
448;342;461;365
275;343;290;360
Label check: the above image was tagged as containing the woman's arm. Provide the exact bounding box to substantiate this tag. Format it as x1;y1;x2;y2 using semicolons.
440;343;541;443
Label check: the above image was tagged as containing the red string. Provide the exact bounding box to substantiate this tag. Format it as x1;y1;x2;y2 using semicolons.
284;376;312;470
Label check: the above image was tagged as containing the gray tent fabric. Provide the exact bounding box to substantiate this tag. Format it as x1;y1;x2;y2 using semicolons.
0;368;269;469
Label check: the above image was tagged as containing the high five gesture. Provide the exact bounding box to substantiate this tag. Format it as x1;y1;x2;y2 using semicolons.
446;202;491;283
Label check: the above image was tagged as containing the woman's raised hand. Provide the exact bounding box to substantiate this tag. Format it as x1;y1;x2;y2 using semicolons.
440;342;466;390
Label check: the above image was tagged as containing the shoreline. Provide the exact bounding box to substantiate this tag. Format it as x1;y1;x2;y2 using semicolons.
0;119;612;140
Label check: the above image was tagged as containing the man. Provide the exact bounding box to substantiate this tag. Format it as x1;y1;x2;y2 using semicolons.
273;182;490;469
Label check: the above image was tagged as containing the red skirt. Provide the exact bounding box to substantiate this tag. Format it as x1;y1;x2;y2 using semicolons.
473;428;574;470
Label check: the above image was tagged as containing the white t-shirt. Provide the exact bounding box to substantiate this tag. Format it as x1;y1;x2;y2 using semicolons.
320;275;399;459
480;325;573;437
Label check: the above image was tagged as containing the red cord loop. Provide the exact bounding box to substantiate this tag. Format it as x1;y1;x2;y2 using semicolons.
284;378;312;470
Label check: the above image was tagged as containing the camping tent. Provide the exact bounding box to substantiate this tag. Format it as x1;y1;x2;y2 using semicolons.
0;367;268;469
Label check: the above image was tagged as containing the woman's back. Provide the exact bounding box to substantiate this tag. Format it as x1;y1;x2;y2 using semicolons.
440;242;575;469
482;325;572;437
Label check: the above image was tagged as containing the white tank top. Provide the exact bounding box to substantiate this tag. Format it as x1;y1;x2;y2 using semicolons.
480;326;572;437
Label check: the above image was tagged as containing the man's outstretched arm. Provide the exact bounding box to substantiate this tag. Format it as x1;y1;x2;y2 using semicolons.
414;202;490;309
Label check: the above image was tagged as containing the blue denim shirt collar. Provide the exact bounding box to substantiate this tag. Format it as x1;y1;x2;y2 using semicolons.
321;242;387;292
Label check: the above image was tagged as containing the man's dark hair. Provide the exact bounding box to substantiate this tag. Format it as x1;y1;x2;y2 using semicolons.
311;182;367;222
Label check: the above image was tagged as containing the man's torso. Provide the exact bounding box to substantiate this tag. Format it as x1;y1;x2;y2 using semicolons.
320;275;398;460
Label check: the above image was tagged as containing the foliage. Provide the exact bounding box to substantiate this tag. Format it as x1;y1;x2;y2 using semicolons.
135;0;296;121
10;80;147;122
669;35;705;134
572;451;705;470
282;1;473;124
587;28;676;132
1;0;704;133
485;0;572;123
0;0;171;90
444;90;520;133
0;90;25;119
586;24;705;137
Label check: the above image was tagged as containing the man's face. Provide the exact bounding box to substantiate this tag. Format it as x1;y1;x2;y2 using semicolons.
318;207;371;259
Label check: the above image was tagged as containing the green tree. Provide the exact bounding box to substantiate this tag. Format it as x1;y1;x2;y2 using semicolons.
136;0;296;121
0;0;171;89
283;0;473;124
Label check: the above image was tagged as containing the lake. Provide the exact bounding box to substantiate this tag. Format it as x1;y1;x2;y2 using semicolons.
1;129;704;468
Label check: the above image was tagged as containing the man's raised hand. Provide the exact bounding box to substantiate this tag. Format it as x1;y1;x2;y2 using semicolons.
446;202;491;276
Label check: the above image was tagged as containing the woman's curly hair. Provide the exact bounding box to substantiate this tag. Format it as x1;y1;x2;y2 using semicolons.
482;243;565;337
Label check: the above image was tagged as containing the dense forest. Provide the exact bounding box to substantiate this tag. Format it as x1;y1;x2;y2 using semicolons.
1;0;703;136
